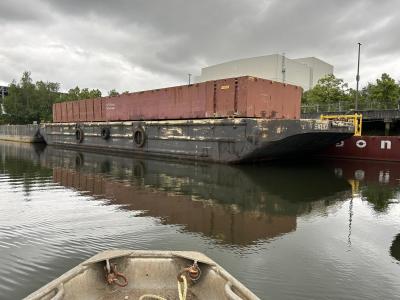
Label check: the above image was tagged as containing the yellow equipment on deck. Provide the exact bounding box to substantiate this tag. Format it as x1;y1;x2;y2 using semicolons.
320;113;362;136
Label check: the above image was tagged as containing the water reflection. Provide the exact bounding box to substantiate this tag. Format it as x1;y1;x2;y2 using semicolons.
1;141;400;299
44;148;351;245
0;143;49;199
326;160;400;212
0;141;353;246
391;234;400;262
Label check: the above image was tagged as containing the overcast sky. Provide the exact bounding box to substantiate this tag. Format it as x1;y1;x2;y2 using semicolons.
1;0;399;93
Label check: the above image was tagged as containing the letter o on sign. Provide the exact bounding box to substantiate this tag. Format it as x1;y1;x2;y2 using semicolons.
356;140;367;148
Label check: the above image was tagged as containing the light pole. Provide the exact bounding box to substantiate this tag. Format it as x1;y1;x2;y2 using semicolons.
355;42;361;110
188;73;192;85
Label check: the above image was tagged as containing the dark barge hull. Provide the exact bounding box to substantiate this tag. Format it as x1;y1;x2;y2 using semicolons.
41;118;354;163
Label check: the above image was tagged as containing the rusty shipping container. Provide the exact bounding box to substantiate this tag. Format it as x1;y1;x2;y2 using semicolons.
52;76;302;123
86;99;94;121
60;102;67;123
52;103;57;123
52;103;56;122
93;98;103;121
66;102;73;123
79;100;87;122
102;76;302;122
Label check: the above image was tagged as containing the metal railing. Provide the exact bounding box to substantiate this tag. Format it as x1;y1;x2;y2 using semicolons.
301;101;400;114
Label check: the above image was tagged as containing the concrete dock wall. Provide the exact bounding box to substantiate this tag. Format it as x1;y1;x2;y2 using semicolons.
0;124;44;143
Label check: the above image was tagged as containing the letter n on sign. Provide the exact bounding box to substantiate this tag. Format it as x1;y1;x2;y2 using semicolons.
381;140;391;150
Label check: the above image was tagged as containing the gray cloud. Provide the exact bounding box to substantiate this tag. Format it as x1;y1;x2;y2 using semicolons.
0;0;399;92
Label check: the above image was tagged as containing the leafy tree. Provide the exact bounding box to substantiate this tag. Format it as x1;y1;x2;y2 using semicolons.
57;86;102;102
108;89;120;96
64;86;81;101
362;73;400;109
3;71;59;124
36;81;60;121
1;71;111;124
80;88;102;99
302;74;350;105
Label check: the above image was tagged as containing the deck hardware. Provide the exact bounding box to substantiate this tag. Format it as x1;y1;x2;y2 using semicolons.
104;259;128;287
178;260;201;282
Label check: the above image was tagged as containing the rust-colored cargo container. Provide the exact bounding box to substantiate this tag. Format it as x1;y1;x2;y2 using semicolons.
66;102;74;122
52;103;57;122
61;102;67;123
244;77;302;119
86;99;94;121
56;103;62;123
79;100;87;122
93;98;103;121
52;76;302;123
72;101;80;122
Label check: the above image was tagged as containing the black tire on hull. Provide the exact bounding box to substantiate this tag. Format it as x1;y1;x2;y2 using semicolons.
133;127;146;148
101;127;111;140
75;128;84;143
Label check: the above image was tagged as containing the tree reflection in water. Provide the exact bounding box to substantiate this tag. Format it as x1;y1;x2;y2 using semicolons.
390;233;400;262
327;159;400;213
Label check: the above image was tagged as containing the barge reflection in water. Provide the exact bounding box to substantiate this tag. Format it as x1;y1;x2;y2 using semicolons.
0;141;399;299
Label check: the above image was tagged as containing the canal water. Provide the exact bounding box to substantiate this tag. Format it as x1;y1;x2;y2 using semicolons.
0;141;399;299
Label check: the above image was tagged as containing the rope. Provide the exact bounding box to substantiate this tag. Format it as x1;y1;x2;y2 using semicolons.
178;275;188;300
139;275;188;300
138;295;166;300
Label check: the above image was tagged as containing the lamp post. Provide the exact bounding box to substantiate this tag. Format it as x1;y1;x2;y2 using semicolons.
355;42;361;111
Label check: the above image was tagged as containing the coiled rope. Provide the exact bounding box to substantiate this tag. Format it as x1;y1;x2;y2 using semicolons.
139;274;188;300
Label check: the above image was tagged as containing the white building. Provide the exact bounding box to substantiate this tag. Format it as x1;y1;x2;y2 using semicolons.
195;54;333;91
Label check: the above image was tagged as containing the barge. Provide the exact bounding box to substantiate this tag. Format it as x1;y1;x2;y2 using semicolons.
42;76;354;163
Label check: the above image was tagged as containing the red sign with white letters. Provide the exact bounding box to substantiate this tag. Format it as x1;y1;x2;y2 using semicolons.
322;136;400;161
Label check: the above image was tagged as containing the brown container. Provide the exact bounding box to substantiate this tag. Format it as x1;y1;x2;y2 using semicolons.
52;103;57;122
215;78;236;116
54;76;302;122
52;103;56;122
86;99;94;121
244;77;301;119
79;100;87;122
56;103;62;123
93;98;103;121
66;102;74;122
73;101;80;122
61;102;67;123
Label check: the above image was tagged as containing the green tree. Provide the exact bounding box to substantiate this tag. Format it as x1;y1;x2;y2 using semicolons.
80;88;102;99
108;89;119;96
362;73;400;109
3;71;59;124
35;81;60;121
302;74;350;106
58;87;102;102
